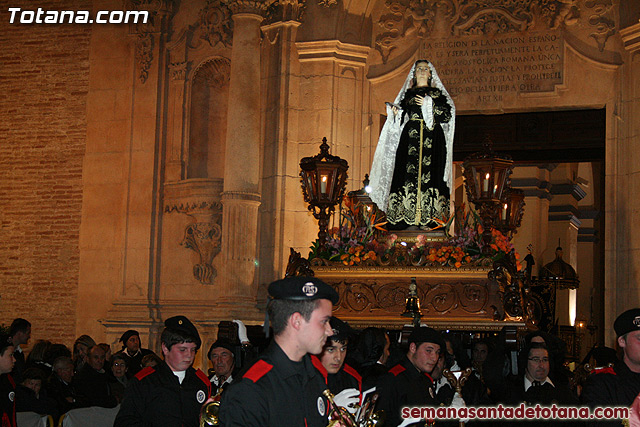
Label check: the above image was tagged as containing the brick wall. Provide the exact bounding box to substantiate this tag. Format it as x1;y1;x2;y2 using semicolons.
0;0;91;349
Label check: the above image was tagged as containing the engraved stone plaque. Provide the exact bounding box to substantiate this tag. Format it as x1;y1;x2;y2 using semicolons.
422;31;564;102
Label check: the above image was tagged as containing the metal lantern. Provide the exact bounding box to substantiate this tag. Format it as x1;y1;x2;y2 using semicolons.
462;137;514;253
495;188;526;237
300;137;349;250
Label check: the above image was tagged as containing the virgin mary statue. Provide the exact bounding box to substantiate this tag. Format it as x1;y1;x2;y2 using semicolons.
368;60;455;230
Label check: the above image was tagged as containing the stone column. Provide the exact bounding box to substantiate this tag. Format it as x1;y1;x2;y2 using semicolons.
259;1;303;285
612;23;640;343
219;0;272;309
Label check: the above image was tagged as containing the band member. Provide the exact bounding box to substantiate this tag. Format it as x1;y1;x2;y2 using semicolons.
312;316;361;414
218;276;338;426
114;316;211;426
377;327;444;427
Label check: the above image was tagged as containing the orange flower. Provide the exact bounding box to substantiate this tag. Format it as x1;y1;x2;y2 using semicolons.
455;261;462;268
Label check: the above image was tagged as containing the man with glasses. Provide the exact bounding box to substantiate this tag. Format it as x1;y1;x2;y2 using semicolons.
503;342;577;406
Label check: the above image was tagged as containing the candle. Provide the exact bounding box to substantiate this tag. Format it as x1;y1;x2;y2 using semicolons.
320;175;327;194
502;203;508;221
483;173;490;193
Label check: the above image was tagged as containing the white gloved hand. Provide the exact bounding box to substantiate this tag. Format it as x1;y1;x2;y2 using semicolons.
232;319;250;344
450;391;469;422
398;416;424;427
333;388;360;415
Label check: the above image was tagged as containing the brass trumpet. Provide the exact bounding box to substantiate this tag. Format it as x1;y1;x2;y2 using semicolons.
324;389;358;427
199;389;223;427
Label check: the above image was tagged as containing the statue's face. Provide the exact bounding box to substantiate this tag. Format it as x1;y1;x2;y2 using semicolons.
415;62;431;83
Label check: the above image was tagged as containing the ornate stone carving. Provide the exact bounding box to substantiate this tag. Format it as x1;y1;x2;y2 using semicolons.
192;57;231;88
375;0;579;62
169;61;188;81
317;0;337;8
225;0;276;16
265;0;305;22
182;220;222;284
135;33;153;83
585;0;616;52
196;0;233;47
164;179;224;285
127;0;175;83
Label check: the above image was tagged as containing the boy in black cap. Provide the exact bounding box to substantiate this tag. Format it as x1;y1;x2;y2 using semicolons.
219;276;338;427
116;329;155;378
582;307;640;425
0;333;16;427
377;326;445;427
312;316;361;414
115;315;211;427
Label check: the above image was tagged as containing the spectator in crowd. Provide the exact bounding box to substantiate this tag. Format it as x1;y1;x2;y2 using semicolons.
0;333;16;427
46;356;85;415
377;327;445;427
350;327;390;391
582;308;640;426
73;345;117;408
503;342;577;406
218;276;337;427
43;344;72;370
207;338;237;396
97;343;112;365
9;318;31;384
15;367;58;419
72;335;96;373
116;330;155;378
140;353;163;369
115;316;211;426
108;353;128;403
312;316;361;415
25;340;52;378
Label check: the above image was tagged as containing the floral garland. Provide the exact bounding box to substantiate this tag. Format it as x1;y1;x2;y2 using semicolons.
309;201;521;269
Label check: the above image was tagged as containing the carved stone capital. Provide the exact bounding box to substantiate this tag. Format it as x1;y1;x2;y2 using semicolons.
169;61;188;81
226;0;276;16
265;0;305;22
164;179;224;285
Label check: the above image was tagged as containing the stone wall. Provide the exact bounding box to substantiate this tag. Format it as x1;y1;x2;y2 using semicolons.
0;0;91;346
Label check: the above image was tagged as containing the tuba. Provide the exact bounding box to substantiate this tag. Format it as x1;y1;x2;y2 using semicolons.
199;388;223;427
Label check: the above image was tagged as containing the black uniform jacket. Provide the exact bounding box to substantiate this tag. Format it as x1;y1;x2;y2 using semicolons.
0;374;15;427
218;341;330;427
377;356;438;427
114;361;211;427
581;361;640;426
310;355;362;395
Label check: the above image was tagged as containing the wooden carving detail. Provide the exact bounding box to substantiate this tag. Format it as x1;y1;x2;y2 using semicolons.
331;279;493;318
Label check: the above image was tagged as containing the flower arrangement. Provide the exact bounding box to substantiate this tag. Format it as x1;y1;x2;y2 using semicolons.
308;200;520;269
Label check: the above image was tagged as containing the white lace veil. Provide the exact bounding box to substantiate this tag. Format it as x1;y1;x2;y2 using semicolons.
368;60;456;212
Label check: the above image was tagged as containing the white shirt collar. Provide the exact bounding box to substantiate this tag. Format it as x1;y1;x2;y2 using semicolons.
210;374;233;386
524;376;553;391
